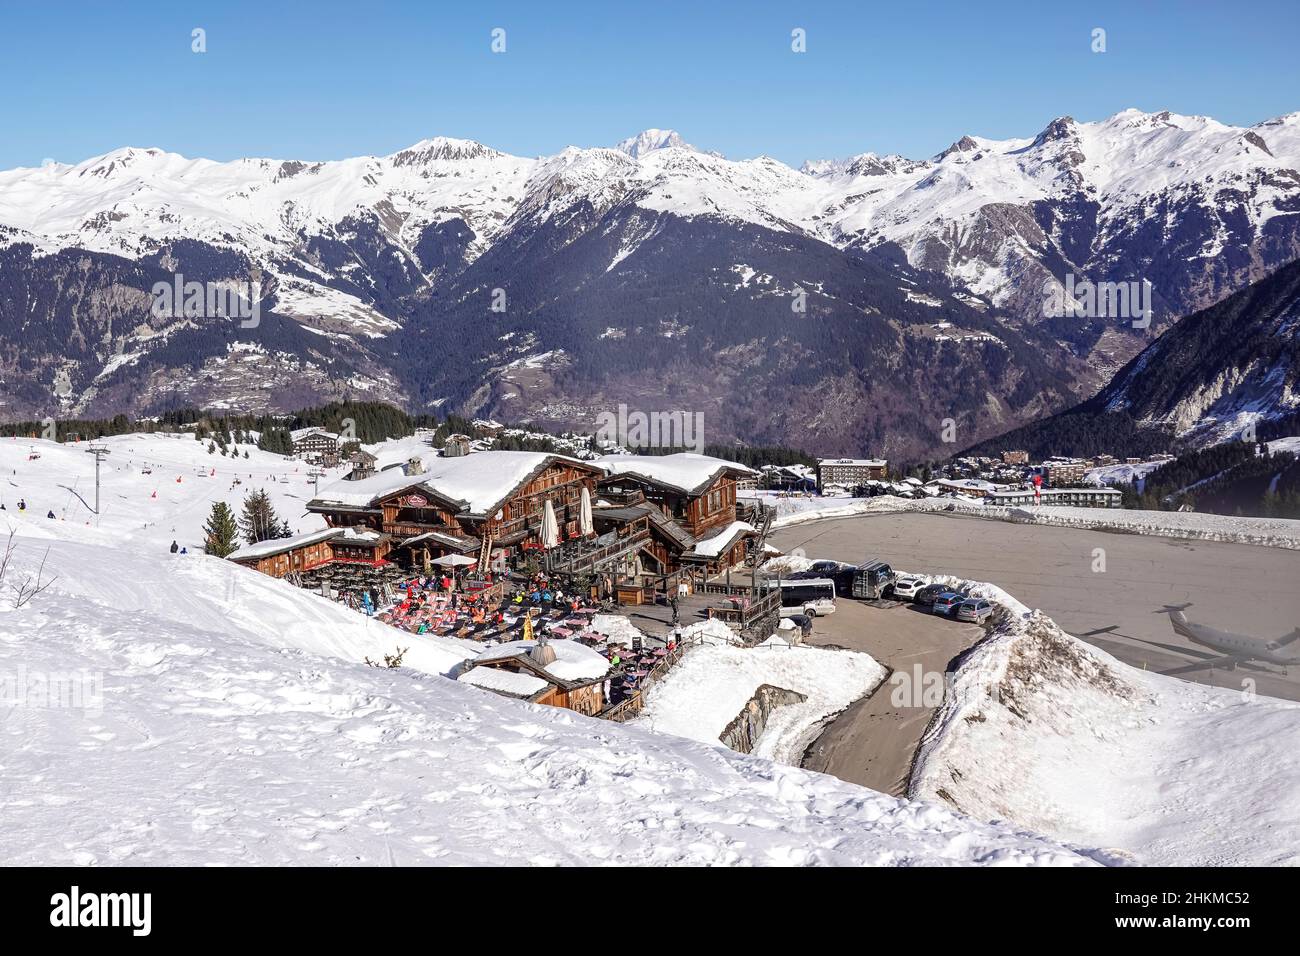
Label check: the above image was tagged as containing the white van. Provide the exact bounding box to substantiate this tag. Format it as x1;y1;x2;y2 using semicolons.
775;578;838;617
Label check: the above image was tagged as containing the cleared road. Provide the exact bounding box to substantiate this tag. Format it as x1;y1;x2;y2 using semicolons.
800;599;983;796
773;511;1300;702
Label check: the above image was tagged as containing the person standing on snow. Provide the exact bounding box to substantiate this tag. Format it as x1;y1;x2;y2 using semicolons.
170;540;179;554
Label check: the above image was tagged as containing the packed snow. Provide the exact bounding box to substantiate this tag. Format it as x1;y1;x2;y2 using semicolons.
635;621;887;765
910;587;1300;866
0;511;1103;865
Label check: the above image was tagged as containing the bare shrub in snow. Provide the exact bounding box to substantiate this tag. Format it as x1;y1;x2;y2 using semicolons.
0;530;58;609
365;646;408;669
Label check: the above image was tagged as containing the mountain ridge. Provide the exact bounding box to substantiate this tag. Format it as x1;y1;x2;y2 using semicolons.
3;109;1298;456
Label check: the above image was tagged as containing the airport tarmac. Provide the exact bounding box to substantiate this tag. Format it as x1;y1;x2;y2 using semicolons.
771;511;1300;702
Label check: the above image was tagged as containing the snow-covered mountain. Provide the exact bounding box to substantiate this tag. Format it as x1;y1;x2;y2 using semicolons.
613;128;709;158
1094;256;1300;444
963;258;1300;459
2;112;1298;455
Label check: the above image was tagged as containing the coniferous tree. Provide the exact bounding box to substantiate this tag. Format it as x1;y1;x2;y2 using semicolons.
203;501;240;557
238;489;291;544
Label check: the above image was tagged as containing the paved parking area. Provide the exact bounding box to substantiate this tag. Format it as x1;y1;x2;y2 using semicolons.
798;598;983;796
772;512;1300;702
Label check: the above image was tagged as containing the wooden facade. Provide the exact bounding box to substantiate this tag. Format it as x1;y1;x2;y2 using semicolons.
597;470;740;539
595;465;755;573
307;455;604;568
231;531;391;579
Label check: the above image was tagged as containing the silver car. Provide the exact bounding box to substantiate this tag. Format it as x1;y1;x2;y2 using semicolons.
955;598;994;623
930;591;969;616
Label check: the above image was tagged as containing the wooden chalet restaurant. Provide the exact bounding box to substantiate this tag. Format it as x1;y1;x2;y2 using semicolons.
226;448;781;718
230;450;772;596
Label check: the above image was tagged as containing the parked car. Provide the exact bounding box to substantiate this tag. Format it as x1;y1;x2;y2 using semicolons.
829;565;859;596
955;598;994;624
930;591;971;616
807;560;845;576
914;584;949;608
891;576;929;601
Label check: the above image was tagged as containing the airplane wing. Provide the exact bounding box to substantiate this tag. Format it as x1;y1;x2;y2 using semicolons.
1159;654;1256;676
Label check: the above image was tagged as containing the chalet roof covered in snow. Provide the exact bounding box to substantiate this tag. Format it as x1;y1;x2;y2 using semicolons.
228;526;384;562
687;520;757;559
291;427;341;442
472;638;611;684
594;453;757;495
457;666;552;699
309;451;596;517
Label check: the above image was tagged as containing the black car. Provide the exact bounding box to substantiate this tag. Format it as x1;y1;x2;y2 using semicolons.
914;584;949;608
807;560;846;576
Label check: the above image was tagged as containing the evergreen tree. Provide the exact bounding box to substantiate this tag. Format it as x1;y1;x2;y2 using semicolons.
203;501;240;557
238;489;291;545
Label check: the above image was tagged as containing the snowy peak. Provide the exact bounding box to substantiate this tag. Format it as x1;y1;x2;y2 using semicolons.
1030;116;1079;149
801;152;929;179
614;128;701;159
389;136;505;166
937;135;981;160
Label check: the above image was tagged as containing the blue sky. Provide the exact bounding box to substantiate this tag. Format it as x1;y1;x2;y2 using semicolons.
1;0;1296;168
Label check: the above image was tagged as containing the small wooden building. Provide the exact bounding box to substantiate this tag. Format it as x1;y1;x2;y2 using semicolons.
457;639;610;716
344;449;378;481
228;527;391;579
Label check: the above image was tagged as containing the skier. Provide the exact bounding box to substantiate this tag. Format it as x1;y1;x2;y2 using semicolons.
47;510;55;519
179;547;188;554
17;499;26;511
170;540;179;554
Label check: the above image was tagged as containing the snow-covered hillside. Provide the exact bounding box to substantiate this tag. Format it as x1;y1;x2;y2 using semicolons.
0;433;336;553
0;507;1104;865
911;594;1300;866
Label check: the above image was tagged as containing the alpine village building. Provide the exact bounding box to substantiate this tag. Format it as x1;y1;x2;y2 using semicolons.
229;450;761;587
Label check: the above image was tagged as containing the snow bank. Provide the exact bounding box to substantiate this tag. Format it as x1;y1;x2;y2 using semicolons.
909;592;1300;866
768;493;1300;550
635;629;887;766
